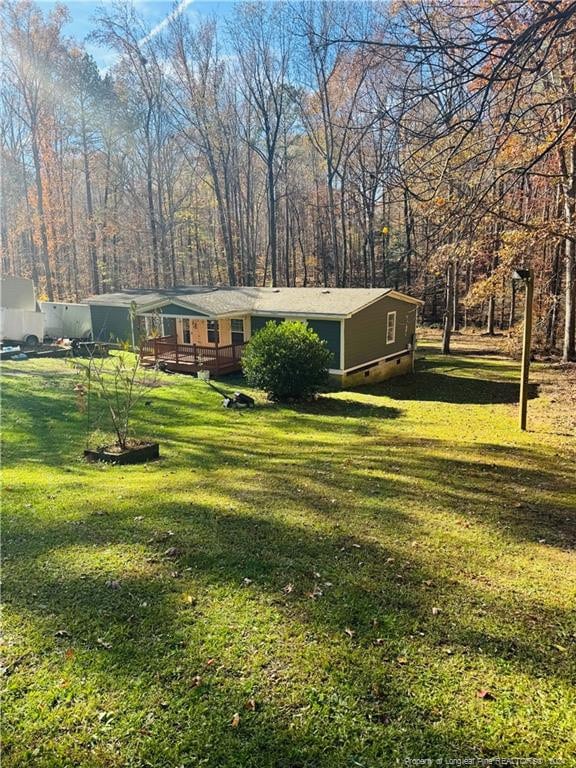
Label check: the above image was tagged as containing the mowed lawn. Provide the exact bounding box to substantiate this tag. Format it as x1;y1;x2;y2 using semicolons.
2;341;575;767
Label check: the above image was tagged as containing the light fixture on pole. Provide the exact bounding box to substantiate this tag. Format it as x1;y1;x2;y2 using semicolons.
512;268;534;431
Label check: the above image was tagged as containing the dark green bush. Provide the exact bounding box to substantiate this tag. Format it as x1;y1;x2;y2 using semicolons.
241;321;332;401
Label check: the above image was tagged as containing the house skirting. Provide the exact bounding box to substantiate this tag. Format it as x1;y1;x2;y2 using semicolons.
329;348;414;388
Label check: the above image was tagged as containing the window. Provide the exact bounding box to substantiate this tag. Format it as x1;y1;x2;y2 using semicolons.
386;311;396;344
145;315;162;337
181;318;191;344
207;320;219;344
231;318;244;345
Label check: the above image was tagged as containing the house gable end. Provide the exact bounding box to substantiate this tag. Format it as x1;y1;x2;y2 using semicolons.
138;301;210;318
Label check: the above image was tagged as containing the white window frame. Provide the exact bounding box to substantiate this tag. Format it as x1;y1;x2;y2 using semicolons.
207;319;219;344
386;311;396;344
181;318;191;344
230;317;245;344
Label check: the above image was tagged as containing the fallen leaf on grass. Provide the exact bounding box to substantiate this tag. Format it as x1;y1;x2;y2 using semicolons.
344;628;355;638
191;675;202;687
163;547;181;559
148;531;174;544
54;630;70;639
65;648;75;660
282;583;294;594
183;594;196;605
106;580;121;590
476;689;495;700
396;656;409;665
231;712;241;727
96;638;112;650
431;606;441;616
245;698;257;711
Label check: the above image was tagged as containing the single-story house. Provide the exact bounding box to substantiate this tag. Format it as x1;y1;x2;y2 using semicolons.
86;286;422;387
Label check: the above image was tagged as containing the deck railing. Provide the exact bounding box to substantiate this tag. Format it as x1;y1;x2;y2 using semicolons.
140;334;245;374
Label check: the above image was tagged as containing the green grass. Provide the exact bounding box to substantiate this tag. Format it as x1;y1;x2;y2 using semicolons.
2;346;575;767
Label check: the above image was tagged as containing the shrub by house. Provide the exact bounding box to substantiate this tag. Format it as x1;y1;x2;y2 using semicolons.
241;321;332;401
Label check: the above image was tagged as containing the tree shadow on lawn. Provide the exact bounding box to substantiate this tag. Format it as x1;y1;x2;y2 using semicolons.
0;517;464;765
3;499;575;767
141;427;575;550
4;502;574;673
0;375;403;469
288;396;402;421
4;453;574;674
3;367;572;549
360;367;537;405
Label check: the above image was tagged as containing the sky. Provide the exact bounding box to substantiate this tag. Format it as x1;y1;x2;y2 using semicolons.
38;0;239;69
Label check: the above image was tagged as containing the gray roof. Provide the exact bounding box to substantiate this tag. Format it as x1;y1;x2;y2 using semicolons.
85;286;216;308
85;286;416;317
250;287;392;316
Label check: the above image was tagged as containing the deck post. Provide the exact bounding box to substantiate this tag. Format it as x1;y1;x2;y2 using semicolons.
192;343;197;367
175;340;179;365
153;337;158;363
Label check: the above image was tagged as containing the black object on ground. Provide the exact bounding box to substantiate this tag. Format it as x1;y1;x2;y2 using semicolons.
205;380;255;409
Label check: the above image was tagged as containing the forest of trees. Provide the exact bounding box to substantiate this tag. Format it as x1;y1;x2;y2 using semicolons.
1;0;575;360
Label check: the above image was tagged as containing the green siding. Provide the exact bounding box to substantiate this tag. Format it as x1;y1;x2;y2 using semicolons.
344;296;417;370
307;319;340;369
90;305;132;342
250;315;341;369
251;316;282;334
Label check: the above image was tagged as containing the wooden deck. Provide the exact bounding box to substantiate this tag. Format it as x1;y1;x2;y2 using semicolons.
139;335;245;375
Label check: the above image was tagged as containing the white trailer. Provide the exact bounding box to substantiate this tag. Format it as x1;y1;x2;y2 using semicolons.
40;302;92;340
0;277;44;345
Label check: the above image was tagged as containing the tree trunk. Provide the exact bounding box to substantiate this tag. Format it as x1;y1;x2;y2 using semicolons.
31;133;54;300
509;280;517;329
81;112;99;294
145;131;160;289
442;261;454;354
486;295;496;335
267;160;277;287
563;236;576;361
452;258;459;331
